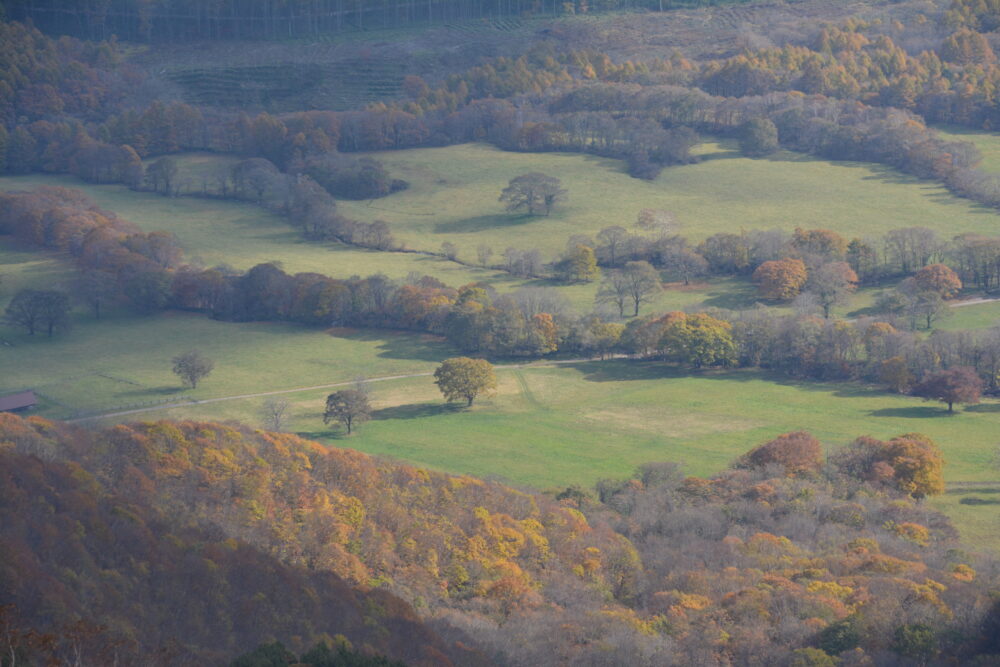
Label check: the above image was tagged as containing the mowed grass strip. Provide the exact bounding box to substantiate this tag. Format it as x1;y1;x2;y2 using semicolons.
125;360;1000;551
338;140;1000;258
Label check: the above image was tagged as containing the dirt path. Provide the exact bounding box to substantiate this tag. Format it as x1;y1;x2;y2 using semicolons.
951;296;1000;308
65;356;607;424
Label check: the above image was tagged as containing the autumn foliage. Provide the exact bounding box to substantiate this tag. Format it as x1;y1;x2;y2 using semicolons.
752;258;808;300
3;415;997;664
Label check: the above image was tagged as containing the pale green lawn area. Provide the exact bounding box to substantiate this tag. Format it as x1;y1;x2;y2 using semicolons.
125;360;1000;552
0;241;75;300
0;310;454;419
338;141;1000;259
934;124;1000;173
937;301;1000;331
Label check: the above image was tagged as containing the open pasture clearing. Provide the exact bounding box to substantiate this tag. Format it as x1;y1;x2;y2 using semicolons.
0;310;453;419
339;140;1000;258
124;360;1000;551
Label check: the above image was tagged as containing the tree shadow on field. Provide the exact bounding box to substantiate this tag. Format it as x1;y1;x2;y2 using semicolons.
328;327;457;362
372;402;462;420
964;402;1000;413
132;385;187;396
867;406;950;418
434;213;536;234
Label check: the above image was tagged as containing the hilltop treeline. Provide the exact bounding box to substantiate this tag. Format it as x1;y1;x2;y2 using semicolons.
1;0;750;42
3;414;1000;664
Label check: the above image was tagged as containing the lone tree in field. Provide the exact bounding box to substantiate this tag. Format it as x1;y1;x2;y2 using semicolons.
260;397;291;431
323;389;371;434
913;367;982;413
499;173;566;216
172;350;214;388
434;357;497;407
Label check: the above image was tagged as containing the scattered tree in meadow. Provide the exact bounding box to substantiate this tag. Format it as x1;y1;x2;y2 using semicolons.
913;263;962;298
561;245;600;282
597;226;629;267
146;156;178;195
74;270;118;319
913;367;983;413
4;289;70;337
476;244;494;267
753;258;808;300
740;117;779;157
172;350;215;388
323;389;371;434
259;397;291;431
806;261;858;318
499;173;566;216
620;261;661;316
434;357;497;407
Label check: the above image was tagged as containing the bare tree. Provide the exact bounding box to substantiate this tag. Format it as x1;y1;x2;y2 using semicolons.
477;244;494;267
260;397;291;431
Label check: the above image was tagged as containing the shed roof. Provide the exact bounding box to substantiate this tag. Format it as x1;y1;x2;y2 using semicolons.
0;391;37;412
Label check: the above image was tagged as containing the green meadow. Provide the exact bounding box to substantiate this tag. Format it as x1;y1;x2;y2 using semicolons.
339;140;1000;258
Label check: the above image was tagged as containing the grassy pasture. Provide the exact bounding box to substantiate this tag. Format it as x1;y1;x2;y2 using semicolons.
934;125;1000;174
116;360;1000;551
0;310;454;419
338;140;1000;259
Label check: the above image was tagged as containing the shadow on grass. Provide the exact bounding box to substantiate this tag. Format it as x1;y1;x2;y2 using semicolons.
372;402;463;420
563;359;925;401
699;283;760;311
132;385;187;396
965;403;1000;413
435;213;537;234
867;406;950;418
330;327;457;362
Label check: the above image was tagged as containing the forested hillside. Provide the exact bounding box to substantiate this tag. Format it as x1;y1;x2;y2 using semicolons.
1;0;755;41
4;414;1000;665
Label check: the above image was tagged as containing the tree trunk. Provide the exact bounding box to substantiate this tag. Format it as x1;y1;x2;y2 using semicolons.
948;401;954;413
467;395;474;406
